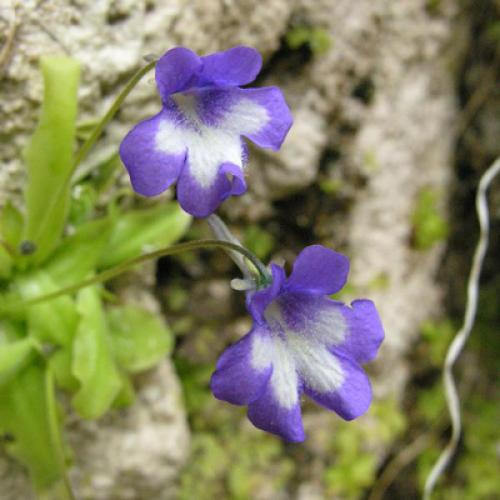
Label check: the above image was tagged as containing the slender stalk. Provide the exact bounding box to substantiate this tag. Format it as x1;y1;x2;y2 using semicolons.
72;59;156;170
44;368;76;500
206;214;255;279
2;239;271;312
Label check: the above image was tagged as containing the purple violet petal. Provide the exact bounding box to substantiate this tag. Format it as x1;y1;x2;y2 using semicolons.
210;327;273;405
304;351;373;420
277;293;348;349
278;294;384;364
338;299;385;364
199;46;262;87
247;382;305;442
176;161;247;217
286;245;350;295
119;108;186;196
247;264;286;324
237;87;293;150
155;47;202;101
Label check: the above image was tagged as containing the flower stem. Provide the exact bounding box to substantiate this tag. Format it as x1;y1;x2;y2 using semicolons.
72;59;157;170
206;214;258;280
2;240;271;312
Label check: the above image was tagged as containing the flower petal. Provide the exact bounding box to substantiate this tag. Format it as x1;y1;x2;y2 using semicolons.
200;46;262;87
339;299;384;364
155;47;202;100
237;87;293;150
277;293;347;349
265;295;347;400
176;161;246;217
211;327;272;405
247;382;305;442
305;352;372;420
286;245;350;295
119;109;186;196
247;264;286;324
245;329;304;441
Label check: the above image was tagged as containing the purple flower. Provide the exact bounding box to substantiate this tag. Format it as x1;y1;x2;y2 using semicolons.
210;245;384;442
120;46;293;217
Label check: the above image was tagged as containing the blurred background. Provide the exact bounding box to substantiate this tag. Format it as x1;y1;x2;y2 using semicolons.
0;0;498;498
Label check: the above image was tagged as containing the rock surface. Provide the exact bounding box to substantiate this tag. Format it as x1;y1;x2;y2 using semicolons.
0;0;462;497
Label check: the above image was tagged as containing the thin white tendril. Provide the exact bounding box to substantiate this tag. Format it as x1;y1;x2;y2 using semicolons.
423;157;500;499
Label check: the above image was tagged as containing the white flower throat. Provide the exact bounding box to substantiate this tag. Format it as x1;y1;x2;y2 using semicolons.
155;92;269;188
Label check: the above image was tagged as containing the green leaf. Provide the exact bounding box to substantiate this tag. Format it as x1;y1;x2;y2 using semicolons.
0;337;36;385
98;202;191;268
17;271;79;346
43;217;112;287
0;319;25;342
0;246;12;280
112;373;136;408
108;305;172;373
68;182;98;226
72;147;121;194
72;286;121;418
0;202;23;277
49;347;79;392
0;360;62;489
411;188;449;250
0;201;23;249
23;56;80;264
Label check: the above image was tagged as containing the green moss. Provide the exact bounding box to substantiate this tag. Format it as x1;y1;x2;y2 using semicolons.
165;285;189;313
319;178;343;195
486;21;500;43
178;409;295;499
243;225;275;260
362;150;380;173
285;26;332;55
174;358;213;416
472;278;500;375
420;319;455;367
324;398;406;497
417;397;500;498
368;272;390;291
176;350;296;499
411;188;449;250
371;398;407;444
425;0;442;15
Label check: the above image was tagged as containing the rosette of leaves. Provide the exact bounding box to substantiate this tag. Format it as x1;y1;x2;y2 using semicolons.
0;56;191;495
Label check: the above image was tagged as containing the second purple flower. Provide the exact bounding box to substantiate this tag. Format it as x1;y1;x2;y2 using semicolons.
120;46;293;217
210;245;385;442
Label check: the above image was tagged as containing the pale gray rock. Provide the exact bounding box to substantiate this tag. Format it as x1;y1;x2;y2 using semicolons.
0;0;464;497
67;360;190;500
